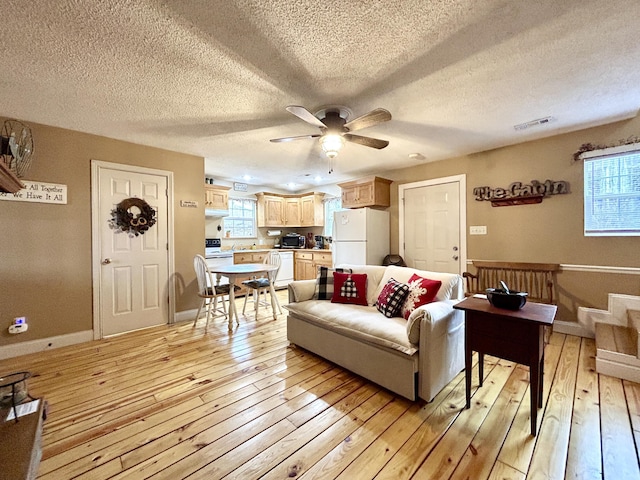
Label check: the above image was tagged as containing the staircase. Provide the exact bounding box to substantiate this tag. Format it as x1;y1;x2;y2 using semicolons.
595;309;640;383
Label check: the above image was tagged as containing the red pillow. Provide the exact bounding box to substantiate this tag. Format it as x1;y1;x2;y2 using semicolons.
401;274;442;319
331;272;368;306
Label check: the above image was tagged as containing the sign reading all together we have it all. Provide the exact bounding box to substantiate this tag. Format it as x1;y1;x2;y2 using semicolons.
0;180;68;204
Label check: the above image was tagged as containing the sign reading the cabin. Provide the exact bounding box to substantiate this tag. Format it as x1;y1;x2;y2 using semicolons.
0;180;68;204
473;179;569;206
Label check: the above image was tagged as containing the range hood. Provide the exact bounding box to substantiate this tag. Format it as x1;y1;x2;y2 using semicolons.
205;208;229;217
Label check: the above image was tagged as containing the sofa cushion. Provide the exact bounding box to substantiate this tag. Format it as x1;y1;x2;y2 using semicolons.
314;267;352;300
401;274;442;320
285;300;417;355
375;278;410;318
331;272;368;306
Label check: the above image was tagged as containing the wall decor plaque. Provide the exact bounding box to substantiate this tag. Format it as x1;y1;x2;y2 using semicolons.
473;179;569;207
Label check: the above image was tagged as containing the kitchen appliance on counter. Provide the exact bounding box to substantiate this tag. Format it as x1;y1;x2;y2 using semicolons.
281;233;305;249
205;238;233;285
332;208;389;266
314;235;325;249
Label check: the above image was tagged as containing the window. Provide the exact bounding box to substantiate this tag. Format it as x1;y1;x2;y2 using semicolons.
323;196;342;238
583;143;640;236
223;198;256;238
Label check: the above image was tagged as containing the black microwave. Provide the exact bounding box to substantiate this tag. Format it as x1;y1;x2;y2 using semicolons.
281;234;305;249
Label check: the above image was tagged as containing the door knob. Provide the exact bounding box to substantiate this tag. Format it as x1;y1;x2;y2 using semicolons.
453;246;459;251
101;258;112;265
452;255;459;261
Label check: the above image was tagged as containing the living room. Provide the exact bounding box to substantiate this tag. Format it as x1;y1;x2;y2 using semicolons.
1;1;639;478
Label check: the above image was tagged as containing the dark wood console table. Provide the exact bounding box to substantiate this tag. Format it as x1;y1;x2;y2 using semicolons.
0;399;45;479
454;297;556;436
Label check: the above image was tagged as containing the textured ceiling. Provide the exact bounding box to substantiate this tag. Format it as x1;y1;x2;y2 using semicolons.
1;0;639;191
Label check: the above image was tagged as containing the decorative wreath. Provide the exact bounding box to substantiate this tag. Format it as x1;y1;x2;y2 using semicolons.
108;197;157;237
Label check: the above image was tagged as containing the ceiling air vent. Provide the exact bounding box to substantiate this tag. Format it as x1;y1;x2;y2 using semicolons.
513;116;556;131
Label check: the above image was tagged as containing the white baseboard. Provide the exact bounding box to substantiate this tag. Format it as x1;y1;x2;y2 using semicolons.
174;309;198;324
0;330;94;360
596;357;640;383
553;320;594;339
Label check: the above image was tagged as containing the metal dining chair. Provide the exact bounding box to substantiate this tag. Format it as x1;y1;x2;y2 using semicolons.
193;254;239;328
242;251;282;319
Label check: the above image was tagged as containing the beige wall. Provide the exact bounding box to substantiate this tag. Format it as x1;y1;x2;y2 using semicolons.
0;119;204;346
379;115;640;322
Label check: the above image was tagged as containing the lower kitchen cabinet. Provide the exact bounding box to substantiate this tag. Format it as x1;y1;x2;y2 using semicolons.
294;250;333;280
233;251;268;295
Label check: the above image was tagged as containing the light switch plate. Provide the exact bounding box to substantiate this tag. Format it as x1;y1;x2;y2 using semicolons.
470;225;487;235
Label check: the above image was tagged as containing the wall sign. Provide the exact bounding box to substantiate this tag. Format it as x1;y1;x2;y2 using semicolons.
0;180;67;204
234;182;248;192
473;179;569;207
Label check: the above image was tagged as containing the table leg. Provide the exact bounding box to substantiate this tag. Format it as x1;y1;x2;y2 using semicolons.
478;352;484;387
465;330;472;409
530;355;540;436
539;351;545;405
227;275;239;330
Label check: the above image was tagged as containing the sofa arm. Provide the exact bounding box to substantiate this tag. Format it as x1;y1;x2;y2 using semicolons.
416;300;465;401
406;300;457;344
287;279;317;303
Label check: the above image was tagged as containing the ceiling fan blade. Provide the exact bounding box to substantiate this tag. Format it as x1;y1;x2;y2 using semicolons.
270;134;321;143
343;108;391;132
286;105;327;128
344;134;389;149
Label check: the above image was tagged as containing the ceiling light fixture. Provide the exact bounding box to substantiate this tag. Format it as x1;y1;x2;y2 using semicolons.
320;134;344;174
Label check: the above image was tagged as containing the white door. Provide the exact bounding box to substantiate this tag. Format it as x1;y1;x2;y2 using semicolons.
402;180;462;274
94;163;170;337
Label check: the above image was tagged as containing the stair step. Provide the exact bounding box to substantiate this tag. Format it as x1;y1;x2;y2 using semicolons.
595;323;636;357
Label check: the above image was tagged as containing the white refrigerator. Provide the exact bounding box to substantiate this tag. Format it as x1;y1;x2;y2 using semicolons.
332;208;390;266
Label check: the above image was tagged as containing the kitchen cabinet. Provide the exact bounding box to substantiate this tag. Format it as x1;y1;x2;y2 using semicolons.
204;185;230;210
257;192;325;227
284;197;301;226
233;251;269;295
338;176;392;208
294;250;333;280
300;194;324;227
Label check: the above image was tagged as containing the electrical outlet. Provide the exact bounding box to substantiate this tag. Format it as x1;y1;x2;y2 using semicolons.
14;316;26;325
470;226;487;235
9;324;28;334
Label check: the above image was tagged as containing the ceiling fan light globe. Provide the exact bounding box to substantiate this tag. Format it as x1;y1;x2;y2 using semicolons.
320;134;344;159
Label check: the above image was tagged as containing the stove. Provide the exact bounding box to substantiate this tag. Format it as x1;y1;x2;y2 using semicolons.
205;238;233;259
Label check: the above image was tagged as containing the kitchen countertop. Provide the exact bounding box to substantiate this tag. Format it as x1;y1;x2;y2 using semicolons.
229;248;331;254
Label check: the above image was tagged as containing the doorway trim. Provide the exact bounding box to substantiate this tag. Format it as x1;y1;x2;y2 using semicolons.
91;160;176;339
398;174;467;275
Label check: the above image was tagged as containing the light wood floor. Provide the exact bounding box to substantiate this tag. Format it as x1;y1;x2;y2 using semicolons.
2;292;640;479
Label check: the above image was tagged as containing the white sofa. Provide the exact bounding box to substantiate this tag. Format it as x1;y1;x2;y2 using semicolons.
285;264;465;402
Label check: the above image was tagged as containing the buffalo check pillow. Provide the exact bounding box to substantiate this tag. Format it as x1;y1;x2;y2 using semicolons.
401;274;442;319
314;266;352;300
375;277;410;318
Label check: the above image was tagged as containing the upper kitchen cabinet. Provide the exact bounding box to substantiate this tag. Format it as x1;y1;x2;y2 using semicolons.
300;193;324;227
256;193;285;227
338;176;392;209
204;184;230;211
256;192;325;227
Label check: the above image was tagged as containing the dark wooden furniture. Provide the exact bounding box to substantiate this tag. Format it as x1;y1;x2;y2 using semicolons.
0;399;45;479
463;261;560;304
454;297;556;436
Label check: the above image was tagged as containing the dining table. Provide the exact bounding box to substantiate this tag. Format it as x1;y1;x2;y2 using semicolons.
208;263;280;329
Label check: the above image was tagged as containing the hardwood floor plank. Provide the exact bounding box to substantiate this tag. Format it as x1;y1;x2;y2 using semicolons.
488;460;526;480
497;333;565;473
450;363;530;480
600;373;640;480
565;337;602;480
411;360;517;479
527;334;580;479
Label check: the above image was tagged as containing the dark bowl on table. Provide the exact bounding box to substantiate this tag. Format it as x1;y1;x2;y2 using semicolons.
485;288;528;310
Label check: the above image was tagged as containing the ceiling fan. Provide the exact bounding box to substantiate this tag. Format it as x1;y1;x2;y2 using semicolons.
270;105;391;172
